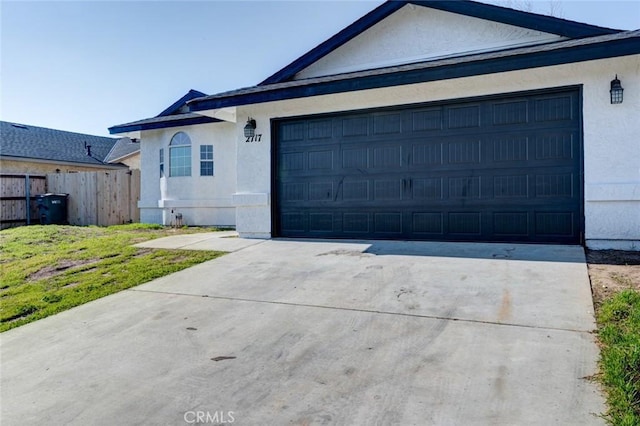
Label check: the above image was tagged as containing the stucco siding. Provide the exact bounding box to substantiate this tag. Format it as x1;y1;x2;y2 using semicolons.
138;122;237;227
230;54;639;247
296;4;563;80
116;154;140;170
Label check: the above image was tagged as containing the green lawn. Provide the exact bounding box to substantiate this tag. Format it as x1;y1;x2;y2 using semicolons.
597;289;640;425
0;224;225;332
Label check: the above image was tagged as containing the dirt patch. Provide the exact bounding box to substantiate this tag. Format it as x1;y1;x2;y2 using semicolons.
28;259;101;282
133;248;153;257
587;250;640;309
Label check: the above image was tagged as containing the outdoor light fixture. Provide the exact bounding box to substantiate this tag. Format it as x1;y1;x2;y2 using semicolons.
244;117;257;138
610;75;624;104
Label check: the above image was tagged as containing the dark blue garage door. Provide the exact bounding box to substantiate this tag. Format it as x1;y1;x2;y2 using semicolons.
274;88;583;244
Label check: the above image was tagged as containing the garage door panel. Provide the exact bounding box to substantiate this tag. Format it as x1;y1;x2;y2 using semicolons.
373;113;403;135
448;212;482;235
309;213;333;233
342;180;369;201
413;212;445;234
447;105;481;129
534;132;576;161
281;212;305;233
448;177;481;199
493;175;529;198
412;178;444;200
275;88;582;243
307;119;333;140
308;150;334;170
374;213;403;234
281;152;305;171
308;182;334;201
280;122;306;142
534;95;575;122
411;109;443;132
535;173;574;198
447;139;481;164
343;212;370;233
535;212;575;236
493;212;530;236
411;142;443;165
342;147;369;169
341;116;369;137
373;145;402;168
491;135;529;162
373;179;403;201
492;100;529;125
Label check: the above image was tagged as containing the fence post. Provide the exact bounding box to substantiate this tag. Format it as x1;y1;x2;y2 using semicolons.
25;174;31;225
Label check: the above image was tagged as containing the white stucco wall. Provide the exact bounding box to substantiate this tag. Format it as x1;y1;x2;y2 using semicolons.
230;54;639;248
296;4;563;79
138;121;237;227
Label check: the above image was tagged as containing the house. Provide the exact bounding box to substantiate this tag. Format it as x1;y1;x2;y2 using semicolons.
110;0;640;250
1;121;138;173
104;137;141;170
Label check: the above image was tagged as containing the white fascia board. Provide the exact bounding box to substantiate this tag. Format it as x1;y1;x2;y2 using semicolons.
297;35;566;78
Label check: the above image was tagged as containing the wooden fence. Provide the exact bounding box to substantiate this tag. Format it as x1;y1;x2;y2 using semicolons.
0;170;140;229
0;174;47;229
47;170;140;226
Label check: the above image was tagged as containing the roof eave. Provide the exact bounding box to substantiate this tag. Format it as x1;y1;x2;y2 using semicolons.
108;115;221;135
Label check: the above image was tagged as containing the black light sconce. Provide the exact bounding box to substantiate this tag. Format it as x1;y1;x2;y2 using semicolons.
244;117;257;138
610;75;624;104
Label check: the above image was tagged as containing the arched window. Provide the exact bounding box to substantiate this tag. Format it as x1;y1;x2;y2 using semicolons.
169;132;191;177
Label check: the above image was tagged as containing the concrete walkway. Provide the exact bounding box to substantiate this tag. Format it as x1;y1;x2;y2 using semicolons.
133;230;265;252
1;239;605;425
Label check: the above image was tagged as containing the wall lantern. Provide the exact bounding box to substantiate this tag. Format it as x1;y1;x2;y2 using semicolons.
244;117;257;138
610;75;624;104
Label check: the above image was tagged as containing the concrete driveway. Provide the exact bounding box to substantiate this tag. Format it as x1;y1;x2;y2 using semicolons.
1;239;604;425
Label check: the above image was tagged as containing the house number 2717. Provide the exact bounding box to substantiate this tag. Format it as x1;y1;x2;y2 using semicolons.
246;134;262;143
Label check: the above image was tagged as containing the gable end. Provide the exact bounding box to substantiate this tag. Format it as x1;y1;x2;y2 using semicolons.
260;0;620;85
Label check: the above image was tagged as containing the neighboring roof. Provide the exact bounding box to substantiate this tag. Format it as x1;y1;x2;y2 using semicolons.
104;137;140;163
0;121;126;167
156;89;208;117
189;29;640;111
260;0;621;85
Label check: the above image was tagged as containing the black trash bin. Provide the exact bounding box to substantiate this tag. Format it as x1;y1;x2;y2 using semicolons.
36;193;69;225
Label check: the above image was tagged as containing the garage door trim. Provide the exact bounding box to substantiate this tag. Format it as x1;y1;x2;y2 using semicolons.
271;85;584;244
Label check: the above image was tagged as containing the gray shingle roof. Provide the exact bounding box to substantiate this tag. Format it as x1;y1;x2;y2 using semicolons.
0;121;125;166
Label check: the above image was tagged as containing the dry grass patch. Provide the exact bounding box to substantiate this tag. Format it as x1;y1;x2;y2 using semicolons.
0;224;225;332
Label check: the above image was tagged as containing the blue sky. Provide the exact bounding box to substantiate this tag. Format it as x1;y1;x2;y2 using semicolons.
1;1;639;137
